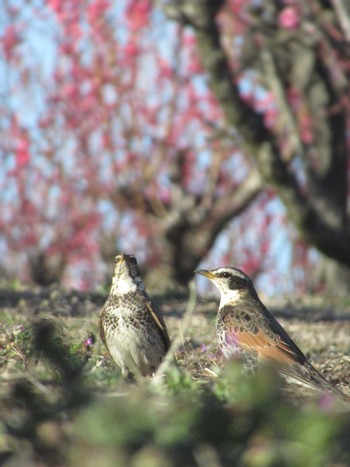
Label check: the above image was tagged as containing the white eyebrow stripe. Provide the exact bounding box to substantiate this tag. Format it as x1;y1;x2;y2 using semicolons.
213;268;247;280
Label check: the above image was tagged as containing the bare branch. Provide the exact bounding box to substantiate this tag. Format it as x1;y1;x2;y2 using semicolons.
163;0;269;145
260;48;302;161
331;0;350;42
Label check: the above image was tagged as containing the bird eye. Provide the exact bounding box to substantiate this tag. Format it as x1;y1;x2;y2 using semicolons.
129;255;137;263
221;272;231;278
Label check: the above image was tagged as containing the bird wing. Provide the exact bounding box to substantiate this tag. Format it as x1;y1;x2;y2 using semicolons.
98;309;109;351
146;301;171;351
223;323;327;389
224;324;300;366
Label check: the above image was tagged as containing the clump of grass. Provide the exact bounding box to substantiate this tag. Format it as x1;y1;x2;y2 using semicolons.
1;319;92;465
68;362;350;467
0;319;32;370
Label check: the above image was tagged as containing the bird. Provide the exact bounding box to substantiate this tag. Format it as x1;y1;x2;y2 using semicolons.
99;253;170;378
195;266;350;402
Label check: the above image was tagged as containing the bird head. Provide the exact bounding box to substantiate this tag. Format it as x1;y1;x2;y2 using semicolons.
110;253;146;296
194;267;255;305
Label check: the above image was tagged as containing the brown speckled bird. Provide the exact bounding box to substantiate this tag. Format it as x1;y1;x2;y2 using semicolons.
99;254;170;377
195;266;350;402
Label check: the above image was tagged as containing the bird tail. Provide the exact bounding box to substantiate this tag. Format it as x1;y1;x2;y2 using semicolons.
302;361;350;404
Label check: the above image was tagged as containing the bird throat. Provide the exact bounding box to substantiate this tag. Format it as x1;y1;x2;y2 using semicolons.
110;275;137;295
219;288;244;308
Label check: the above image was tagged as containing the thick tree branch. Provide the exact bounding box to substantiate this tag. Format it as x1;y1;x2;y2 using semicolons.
260;48;302;161
258;143;350;264
331;0;350;42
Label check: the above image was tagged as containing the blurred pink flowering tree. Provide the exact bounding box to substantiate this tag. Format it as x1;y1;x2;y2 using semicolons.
0;0;349;292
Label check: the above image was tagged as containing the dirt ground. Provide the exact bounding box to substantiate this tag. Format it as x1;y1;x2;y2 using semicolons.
1;287;350;398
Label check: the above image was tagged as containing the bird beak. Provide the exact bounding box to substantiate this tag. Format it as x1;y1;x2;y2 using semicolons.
194;269;215;279
114;254;126;265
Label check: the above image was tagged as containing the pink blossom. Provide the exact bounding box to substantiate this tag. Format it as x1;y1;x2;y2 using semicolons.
187;55;203;75
47;0;62;15
87;0;110;24
299;114;313;144
159;187;171;204
102;132;112;150
157;59;173;81
278;7;300;30
263;107;278;129
62;84;78;99
2;25;19;60
229;0;248;15
16;138;30;168
182;33;196;47
70;22;83;41
126;0;151;31
123;39;139;58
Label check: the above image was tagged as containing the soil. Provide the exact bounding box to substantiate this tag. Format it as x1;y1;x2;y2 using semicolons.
1;287;350;397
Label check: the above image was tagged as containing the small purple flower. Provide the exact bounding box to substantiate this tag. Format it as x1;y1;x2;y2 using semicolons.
84;334;95;348
15;324;25;333
318;392;334;411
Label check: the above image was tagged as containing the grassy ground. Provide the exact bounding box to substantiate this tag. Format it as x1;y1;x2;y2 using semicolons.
0;286;350;466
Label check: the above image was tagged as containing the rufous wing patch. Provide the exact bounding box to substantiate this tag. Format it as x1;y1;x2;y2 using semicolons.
225;328;299;366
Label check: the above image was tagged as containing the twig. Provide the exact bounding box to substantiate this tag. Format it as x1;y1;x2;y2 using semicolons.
155;280;197;376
